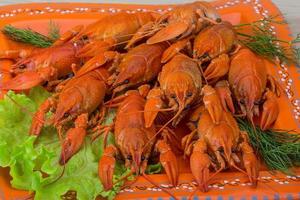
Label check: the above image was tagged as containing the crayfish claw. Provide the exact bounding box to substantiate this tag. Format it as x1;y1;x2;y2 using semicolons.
215;80;235;113
156;140;179;186
1;71;44;91
144;88;164;128
147;21;189;45
267;74;281;97
76;51;118;77
190;140;211;192
59;114;87;165
53;25;84;46
161;37;191;63
98;145;117;190
202;85;223;124
203;54;230;81
240;132;259;186
260;90;279;130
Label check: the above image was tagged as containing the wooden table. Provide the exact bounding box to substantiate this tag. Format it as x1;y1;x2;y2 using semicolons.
0;0;299;36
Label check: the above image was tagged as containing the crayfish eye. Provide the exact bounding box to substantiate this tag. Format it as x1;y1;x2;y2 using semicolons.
254;100;263;105
201;52;210;59
239;99;245;105
186;91;193;97
123;79;129;84
19;64;26;69
126;155;132;160
185;104;191;109
216;18;222;23
141;155;145;161
63;113;69;118
170;94;176;99
82;35;88;40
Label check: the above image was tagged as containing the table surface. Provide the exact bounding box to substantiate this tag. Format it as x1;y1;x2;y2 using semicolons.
0;0;299;37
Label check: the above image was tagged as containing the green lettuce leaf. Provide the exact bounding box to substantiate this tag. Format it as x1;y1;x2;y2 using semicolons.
0;87;162;200
0;88;125;200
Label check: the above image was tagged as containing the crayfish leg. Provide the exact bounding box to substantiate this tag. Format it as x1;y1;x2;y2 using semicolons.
30;98;55;136
125;21;156;49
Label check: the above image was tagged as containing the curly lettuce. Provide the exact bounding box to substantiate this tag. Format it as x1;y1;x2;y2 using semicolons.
0;87;162;200
0;87;124;200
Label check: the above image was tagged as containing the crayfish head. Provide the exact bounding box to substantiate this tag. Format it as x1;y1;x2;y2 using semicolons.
53;90;83;126
164;72;197;111
111;64;142;93
193;1;221;23
119;128;150;175
11;59;35;74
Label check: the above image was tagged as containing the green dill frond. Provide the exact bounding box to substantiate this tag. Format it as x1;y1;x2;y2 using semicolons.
2;25;53;48
48;20;60;41
2;21;60;48
235;15;299;64
238;118;300;174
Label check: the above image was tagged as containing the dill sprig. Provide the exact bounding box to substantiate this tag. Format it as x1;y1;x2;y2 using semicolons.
2;25;53;48
48;20;60;41
2;21;60;48
235;15;300;64
238;118;300;174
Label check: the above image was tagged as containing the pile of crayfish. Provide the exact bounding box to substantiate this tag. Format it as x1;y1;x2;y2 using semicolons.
0;1;281;197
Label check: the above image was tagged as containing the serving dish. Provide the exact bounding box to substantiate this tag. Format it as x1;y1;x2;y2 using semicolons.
0;0;299;199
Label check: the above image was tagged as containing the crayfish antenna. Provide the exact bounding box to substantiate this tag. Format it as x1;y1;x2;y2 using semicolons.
114;169;136;189
142;173;179;200
44;126;67;186
142;106;183;154
5;93;47;127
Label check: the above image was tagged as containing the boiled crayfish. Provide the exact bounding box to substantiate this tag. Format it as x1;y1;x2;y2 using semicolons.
126;1;220;48
0;42;83;90
98;85;179;195
218;48;280;130
182;103;259;192
30;67;109;164
144;54;202;128
76;42;168;94
0;12;156;91
193;21;237;82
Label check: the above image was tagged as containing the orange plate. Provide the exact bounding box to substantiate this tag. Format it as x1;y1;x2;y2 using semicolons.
0;1;300;200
